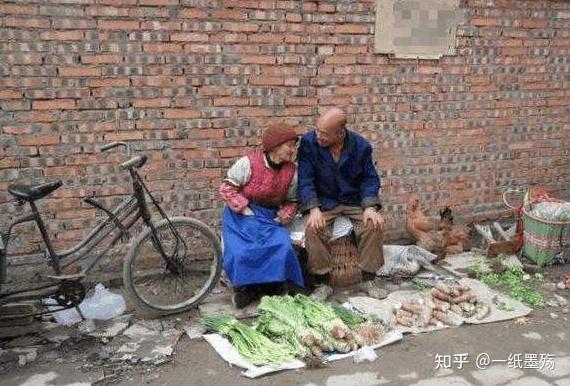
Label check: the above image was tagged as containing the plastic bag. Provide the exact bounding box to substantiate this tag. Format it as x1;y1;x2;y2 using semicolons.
377;245;437;277
43;298;83;326
353;346;378;363
530;202;570;222
79;283;126;320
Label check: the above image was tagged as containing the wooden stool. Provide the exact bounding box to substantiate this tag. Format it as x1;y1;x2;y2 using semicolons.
328;234;361;287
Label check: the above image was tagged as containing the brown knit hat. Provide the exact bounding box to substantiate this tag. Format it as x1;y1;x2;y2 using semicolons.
262;123;298;151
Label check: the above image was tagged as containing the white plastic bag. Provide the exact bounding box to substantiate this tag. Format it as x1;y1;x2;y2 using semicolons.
43;298;83;326
79;284;126;320
353;346;378;363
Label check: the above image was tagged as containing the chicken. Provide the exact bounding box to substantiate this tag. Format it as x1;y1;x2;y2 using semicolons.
439;206;471;255
406;195;444;253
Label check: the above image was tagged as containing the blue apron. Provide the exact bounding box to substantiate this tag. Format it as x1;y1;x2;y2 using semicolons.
222;203;304;288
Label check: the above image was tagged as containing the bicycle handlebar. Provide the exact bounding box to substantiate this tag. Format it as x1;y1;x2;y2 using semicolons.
100;142;131;156
121;155;148;170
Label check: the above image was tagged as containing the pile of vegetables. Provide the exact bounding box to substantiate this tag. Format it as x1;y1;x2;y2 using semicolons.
394;282;490;328
468;259;545;308
202;314;295;366
201;295;385;366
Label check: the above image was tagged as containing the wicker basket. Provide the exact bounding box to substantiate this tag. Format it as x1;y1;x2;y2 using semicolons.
522;207;570;266
328;235;361;287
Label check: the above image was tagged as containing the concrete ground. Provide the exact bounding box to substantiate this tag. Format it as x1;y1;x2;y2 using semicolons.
1;265;569;386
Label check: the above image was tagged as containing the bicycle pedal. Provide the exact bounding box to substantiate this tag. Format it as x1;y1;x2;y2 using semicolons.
44;273;86;281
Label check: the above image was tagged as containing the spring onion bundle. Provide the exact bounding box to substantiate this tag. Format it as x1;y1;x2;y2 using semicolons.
333;306;385;347
257;295;326;357
201;314;295;366
294;294;358;353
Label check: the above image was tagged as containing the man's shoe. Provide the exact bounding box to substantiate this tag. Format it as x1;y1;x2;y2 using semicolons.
309;284;333;302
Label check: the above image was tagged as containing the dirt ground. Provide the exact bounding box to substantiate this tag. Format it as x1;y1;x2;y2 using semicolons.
1;264;569;386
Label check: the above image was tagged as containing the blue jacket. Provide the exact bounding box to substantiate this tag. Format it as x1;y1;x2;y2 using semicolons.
297;129;382;212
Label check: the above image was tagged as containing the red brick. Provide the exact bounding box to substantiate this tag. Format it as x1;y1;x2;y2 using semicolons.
52;18;96;29
335;86;366;96
170;33;209;42
2;125;34;135
0;5;38;15
285;13;302;23
5;17;51;29
197;87;232;96
178;8;209;18
0;90;23;99
187;129;225;140
89;78;129;87
335;24;368;34
210;9;247;19
104;132;144;141
56;209;95;220
223;0;259;8
143;44;183;53
96;0;136;4
0;158;20;169
213;97;249;106
222;22;259;32
33;100;76;110
17;135;60;146
325;56;357;65
16;112;57;122
133;98;171;108
40;31;84;40
141;21;182;30
249;77;285;86
59;67;102;77
470;17;502;26
497;39;523;47
81;54;122;64
85;6;130;17
163;109;201;119
521;19;548;29
139;0;179;5
44;166;83;177
98;20;140;30
241;55;276;64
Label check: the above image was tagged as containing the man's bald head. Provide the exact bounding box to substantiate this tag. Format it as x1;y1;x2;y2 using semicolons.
317;108;347;134
315;108;347;148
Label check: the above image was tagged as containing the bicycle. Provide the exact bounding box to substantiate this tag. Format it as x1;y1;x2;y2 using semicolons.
0;142;222;322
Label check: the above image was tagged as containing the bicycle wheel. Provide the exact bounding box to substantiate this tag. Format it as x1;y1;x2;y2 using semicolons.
123;216;222;314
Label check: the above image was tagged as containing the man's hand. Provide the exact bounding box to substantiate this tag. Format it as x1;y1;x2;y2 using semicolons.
241;206;254;216
363;207;386;231
305;207;326;230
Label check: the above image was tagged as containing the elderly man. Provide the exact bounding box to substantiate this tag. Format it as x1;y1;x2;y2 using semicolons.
298;108;386;299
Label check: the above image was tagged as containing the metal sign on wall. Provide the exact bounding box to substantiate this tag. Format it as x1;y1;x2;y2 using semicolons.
375;0;465;59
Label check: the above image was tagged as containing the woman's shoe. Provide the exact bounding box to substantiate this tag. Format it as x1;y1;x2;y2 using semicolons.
232;286;258;309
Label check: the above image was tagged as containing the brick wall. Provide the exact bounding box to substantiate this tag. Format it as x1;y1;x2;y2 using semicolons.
1;0;569;281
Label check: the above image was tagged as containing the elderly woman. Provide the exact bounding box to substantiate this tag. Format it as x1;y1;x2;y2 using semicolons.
219;124;304;309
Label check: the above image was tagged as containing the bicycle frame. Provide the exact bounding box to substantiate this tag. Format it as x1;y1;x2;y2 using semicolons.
0;167;154;301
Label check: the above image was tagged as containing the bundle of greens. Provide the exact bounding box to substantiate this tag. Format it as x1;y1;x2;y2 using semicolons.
294;294;358;353
201;314;295;366
257;295;326;357
334;306;385;347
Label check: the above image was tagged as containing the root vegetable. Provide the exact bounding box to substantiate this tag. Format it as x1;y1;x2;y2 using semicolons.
452;290;476;304
401;302;424;315
431;288;452;302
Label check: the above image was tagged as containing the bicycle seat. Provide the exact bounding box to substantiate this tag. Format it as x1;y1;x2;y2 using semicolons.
8;180;63;202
